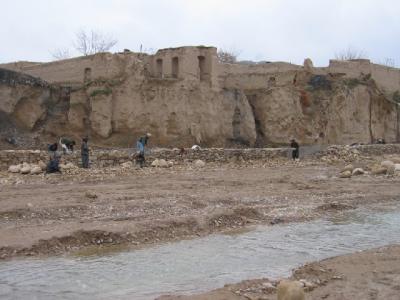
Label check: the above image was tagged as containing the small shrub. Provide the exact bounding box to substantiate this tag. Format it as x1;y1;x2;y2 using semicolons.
344;78;362;89
90;87;112;97
393;91;400;103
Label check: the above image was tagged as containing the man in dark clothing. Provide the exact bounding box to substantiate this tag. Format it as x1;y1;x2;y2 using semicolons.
290;139;300;160
46;155;61;174
81;137;89;168
47;142;58;158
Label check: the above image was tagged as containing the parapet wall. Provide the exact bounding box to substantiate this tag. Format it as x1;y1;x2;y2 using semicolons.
218;62;302;89
326;59;400;93
0;148;290;170
0;53;143;84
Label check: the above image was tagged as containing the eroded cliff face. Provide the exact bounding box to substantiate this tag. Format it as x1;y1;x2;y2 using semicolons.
244;72;399;146
66;72;256;147
0;57;399;148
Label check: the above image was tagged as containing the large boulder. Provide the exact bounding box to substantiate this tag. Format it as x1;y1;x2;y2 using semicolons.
277;280;305;300
30;165;42;175
121;161;133;168
381;160;394;170
8;165;21;173
194;159;206;168
151;159;160;167
151;159;169;168
371;166;387;175
342;164;354;172
158;159;168;168
352;168;365;176
60;162;76;170
339;170;352;178
20;165;31;174
38;161;47;171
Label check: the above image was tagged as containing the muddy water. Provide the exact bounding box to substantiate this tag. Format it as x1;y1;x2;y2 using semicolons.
1;208;400;300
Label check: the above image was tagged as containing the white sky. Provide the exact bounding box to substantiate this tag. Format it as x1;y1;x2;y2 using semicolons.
1;0;399;66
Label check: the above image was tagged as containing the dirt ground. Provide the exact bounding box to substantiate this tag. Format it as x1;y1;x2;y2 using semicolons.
1;154;400;261
158;245;400;300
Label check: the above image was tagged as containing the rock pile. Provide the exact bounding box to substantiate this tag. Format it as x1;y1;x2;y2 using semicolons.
151;159;173;168
338;158;400;178
8;162;46;175
320;145;361;163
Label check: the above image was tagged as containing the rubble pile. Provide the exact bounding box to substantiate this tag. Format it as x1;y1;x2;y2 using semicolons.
338;158;400;178
319;145;361;163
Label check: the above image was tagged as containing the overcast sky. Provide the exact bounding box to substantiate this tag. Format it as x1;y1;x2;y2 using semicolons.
1;0;399;66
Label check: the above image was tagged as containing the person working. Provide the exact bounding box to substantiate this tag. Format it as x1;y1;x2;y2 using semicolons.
81;137;89;168
290;139;300;160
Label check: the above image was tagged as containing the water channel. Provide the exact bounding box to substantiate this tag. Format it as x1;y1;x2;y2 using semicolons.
1;206;399;300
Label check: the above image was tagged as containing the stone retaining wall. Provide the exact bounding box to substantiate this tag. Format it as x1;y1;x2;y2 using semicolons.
0;148;290;170
2;144;400;170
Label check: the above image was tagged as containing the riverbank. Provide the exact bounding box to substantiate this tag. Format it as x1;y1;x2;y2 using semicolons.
159;244;400;300
1;148;400;260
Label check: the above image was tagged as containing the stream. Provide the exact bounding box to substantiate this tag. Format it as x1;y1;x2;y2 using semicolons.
1;206;399;299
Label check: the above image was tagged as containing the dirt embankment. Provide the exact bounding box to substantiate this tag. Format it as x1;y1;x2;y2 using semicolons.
159;245;400;300
1;152;400;261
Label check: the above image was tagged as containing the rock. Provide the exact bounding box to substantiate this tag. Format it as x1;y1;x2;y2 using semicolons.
277;280;305;300
342;164;354;172
168;161;174;167
390;157;400;164
387;164;395;175
381;160;394;170
371;167;387;175
191;145;201;151
85;191;98;199
20;166;31;174
8;165;21;173
339;170;352;178
38;161;47;171
303;58;314;70
151;159;160;167
299;279;316;289
30;166;42;175
158;159;168;168
352;168;365;176
60;162;76;170
121;161;133;168
194;159;206;168
394;164;400;172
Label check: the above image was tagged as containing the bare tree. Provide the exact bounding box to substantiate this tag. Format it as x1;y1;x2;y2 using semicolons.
74;29;118;56
335;47;368;60
51;48;71;60
217;48;240;64
380;58;396;68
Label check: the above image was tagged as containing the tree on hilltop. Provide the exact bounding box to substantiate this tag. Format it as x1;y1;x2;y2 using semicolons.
74;29;118;56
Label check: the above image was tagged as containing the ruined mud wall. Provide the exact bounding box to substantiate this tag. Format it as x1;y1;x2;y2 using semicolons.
0;53;145;85
1;47;400;148
0;68;51;131
325;59;400;93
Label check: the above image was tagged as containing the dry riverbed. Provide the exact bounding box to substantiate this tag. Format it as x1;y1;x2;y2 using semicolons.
1;154;400;261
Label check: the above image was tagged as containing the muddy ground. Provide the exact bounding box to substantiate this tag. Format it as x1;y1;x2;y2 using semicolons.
1;153;400;261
